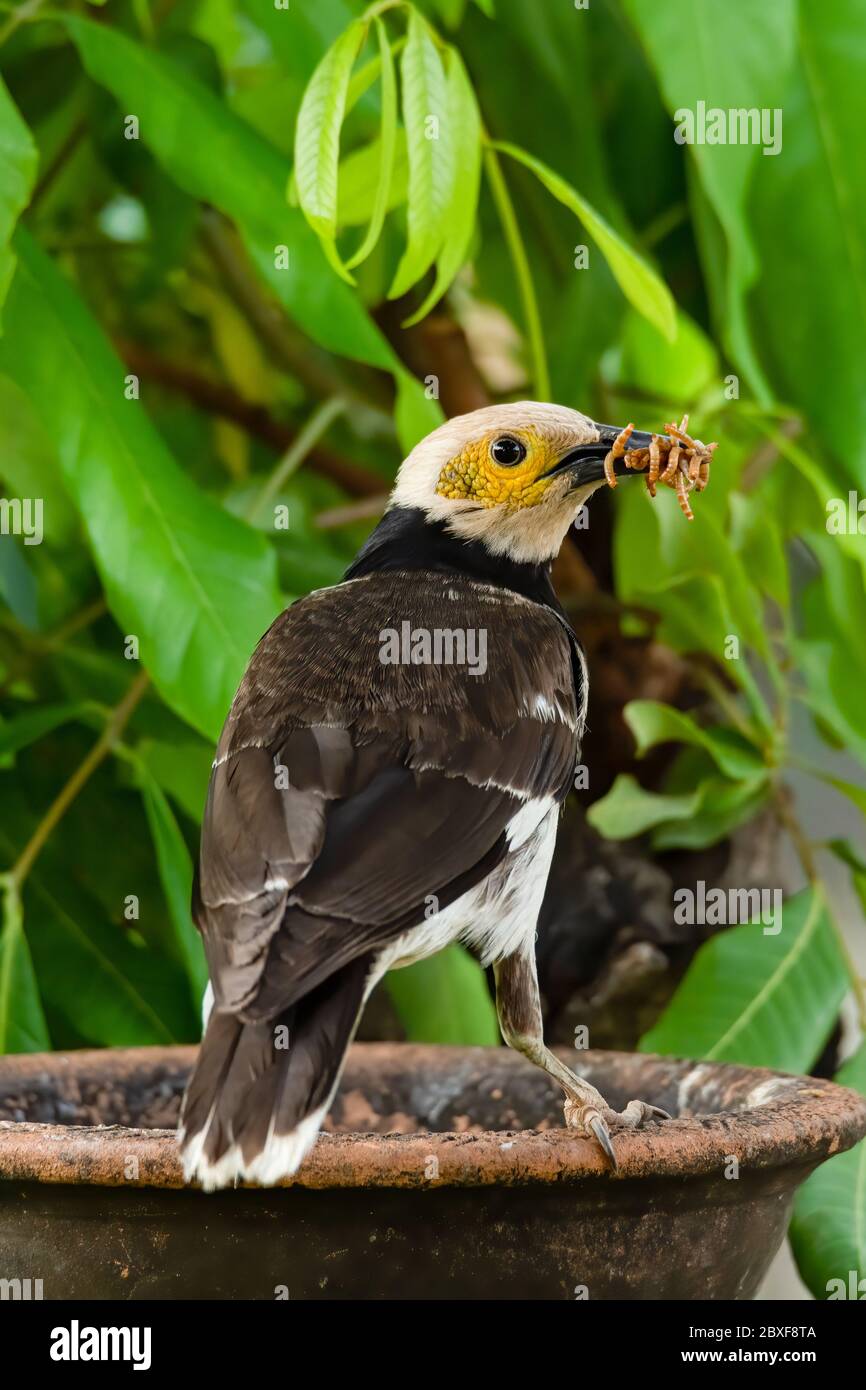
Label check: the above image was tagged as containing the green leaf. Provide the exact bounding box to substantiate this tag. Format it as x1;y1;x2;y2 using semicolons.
587;773;702;839
752;422;866;579
336;130;408;226
729;491;790;609
294;17;367;281
611;308;718;404
640;888;847;1072
23;873;193;1048
388;9;453;300
0;536;37;629
613;478;773;717
819;775;866;824
62;15;378;362
0;879;50;1054
491;140;676;340
651;775;769;851
345;18;398;269
25;875;192;1047
136;734;212;825
0;231;281;742
826;838;866;919
826;839;866;877
394;373;445;451
624;700;767;781
0;703;93;760
790;1042;866;1300
246;0;364;101
589;756;768;851
346;45;391;112
749;0;866;486
803;532;866;658
403;48;482;325
0;376;78;543
137;764;207;1005
621;0;795;399
0;797;197;1047
0;75;37;320
797;638;866;771
62;16;443;454
796;541;866;769
648;472;770;659
427;0;467;28
385;944;499;1046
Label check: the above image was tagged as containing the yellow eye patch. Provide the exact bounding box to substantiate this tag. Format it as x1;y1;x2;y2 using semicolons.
435;431;554;509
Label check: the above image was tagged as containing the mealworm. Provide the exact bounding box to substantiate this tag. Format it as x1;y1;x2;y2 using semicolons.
602;422;635;490
608;415;717;520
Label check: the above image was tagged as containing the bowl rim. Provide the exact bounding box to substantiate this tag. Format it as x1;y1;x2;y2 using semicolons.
0;1043;863;1191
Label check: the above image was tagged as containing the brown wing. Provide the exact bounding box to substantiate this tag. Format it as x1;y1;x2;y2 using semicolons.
195;570;580;1021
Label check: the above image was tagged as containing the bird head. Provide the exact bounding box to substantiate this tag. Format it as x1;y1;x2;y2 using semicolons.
389;402;653;565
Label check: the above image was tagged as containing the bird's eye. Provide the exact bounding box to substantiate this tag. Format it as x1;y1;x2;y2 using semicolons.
490;435;527;466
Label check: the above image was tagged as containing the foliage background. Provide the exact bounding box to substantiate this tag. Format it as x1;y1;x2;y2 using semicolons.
0;0;864;1298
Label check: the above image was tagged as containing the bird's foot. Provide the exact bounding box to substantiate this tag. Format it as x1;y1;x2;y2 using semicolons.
563;1094;670;1169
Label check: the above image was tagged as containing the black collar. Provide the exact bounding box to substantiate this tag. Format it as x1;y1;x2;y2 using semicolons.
344;506;565;615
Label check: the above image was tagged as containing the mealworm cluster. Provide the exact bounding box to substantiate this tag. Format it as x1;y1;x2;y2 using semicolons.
603;416;718;521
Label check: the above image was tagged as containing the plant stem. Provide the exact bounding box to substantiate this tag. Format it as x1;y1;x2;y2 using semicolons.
247;396;347;523
42;597;108;649
8;670;150;890
774;784;819;884
483;144;551;402
0;0;48;47
0;873;39;1051
0;597;107;698
315;493;389;529
640;201;688;251
694;667;763;745
30;113;89;211
132;0;156;41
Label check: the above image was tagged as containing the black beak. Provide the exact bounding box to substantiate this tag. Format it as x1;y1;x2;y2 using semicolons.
544;423;656;487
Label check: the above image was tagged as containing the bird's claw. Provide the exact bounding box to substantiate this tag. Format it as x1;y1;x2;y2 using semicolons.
587;1112;617;1167
564;1096;671;1169
618;1099;671;1127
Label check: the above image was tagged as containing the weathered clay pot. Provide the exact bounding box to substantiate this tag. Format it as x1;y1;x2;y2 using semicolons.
0;1043;863;1300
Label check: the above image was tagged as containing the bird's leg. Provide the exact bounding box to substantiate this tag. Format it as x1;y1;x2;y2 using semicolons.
493;948;669;1168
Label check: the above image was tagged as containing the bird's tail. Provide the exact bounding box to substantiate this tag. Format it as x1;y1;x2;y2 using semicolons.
179;955;372;1190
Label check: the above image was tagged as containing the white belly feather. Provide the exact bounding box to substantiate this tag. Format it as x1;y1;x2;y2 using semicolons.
371;802;559;987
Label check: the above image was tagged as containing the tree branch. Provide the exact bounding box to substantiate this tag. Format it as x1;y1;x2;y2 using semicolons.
117;340;387;497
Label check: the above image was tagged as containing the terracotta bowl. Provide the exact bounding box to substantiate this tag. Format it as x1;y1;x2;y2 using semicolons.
0;1043;863;1300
